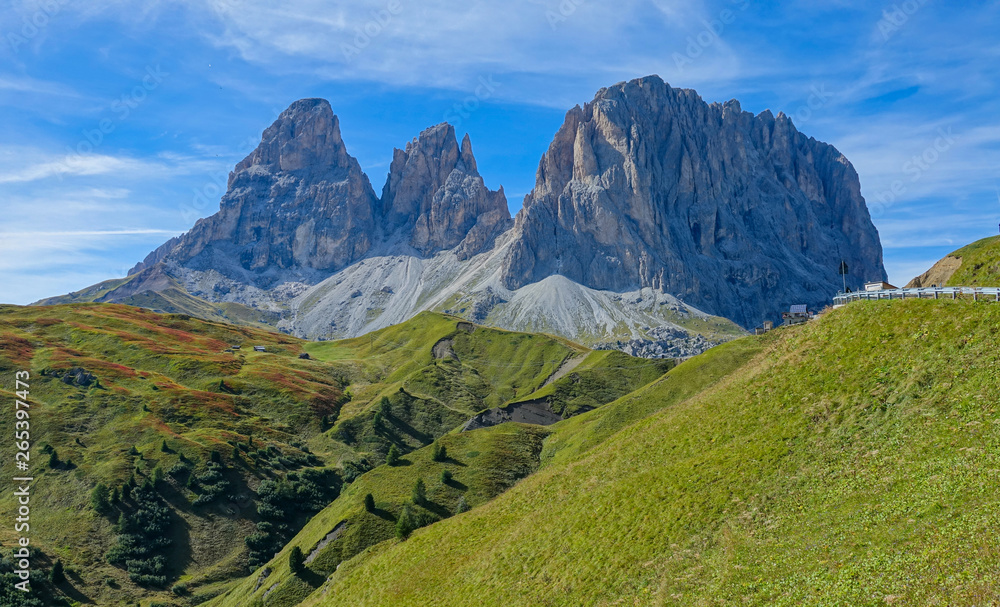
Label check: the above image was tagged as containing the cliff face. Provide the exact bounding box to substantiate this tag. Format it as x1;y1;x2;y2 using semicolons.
380;124;511;260
500;76;885;327
130;104;509;283
68;75;886;342
131;99;381;282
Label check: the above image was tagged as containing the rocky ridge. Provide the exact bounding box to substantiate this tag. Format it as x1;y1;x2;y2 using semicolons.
41;76;888;353
501;76;885;328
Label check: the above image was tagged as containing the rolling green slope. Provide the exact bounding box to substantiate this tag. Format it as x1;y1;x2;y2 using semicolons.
943;235;1000;286
207;423;550;607
908;235;1000;287
34;275;281;330
0;304;668;606
510;350;674;418
286;298;1000;607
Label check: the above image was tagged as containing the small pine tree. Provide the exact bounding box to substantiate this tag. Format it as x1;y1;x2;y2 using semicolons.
379;396;391;416
49;559;64;584
455;495;470;514
396;504;416;540
161;439;169;452
386;444;400;466
49;449;60;469
121;482;131;501
289;546;305;574
364;493;375;512
432;441;447;462
129;445;140;456
372;411;382;428
441;469;453;484
411;478;426;505
110;485;121;506
90;483;110;513
152;466;165;485
210;450;222;464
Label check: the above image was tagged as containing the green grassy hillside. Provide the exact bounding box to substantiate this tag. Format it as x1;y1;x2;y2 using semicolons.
943;235;1000;286
273;298;1000;607
0;304;667;606
908;235;1000;287
34;275;281;330
207;423;551;607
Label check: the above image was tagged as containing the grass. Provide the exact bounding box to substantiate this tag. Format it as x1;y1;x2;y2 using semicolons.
512;350;675;417
944;235;1000;286
206;424;550;607
278;298;1000;607
0;303;339;605
0;303;667;606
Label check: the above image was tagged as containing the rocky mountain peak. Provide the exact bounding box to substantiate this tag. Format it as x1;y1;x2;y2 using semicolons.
381;123;510;259
460;133;477;173
502;74;885;328
118;81;884;336
130;98;380;281
232;98;352;179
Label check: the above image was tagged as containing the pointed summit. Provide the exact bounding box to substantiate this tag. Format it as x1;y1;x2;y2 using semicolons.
460;133;477;174
131;98;379;280
381;124;510;259
233;98;350;176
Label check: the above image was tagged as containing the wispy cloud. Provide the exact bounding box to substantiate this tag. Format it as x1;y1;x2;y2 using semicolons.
0;74;79;96
0;148;223;183
0;229;180;238
1;0;998;306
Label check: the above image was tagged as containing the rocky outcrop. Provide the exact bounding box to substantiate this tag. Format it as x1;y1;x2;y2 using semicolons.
906;255;962;288
595;326;730;359
50;76;887;347
130;104;509;286
501;76;886;328
381;124;511;259
460;400;563;432
132;99;381;284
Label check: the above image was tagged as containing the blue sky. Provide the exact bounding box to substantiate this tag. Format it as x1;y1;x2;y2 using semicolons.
1;0;999;305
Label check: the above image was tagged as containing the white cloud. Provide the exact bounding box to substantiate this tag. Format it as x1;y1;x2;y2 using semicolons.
0;148;224;184
0;75;79;97
38;0;714;97
0;154;145;183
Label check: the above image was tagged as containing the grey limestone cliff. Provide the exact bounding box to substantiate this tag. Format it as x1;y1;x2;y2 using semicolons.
52;76;886;345
501;76;885;327
380;123;511;260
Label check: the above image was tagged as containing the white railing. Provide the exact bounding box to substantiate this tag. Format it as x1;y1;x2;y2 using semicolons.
833;286;1000;306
